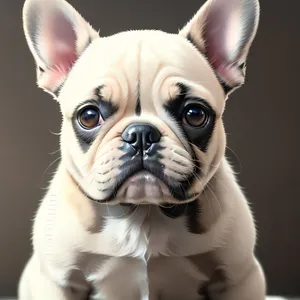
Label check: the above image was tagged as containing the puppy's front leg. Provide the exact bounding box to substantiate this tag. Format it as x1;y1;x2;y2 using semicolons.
209;257;266;300
19;255;85;300
93;257;149;300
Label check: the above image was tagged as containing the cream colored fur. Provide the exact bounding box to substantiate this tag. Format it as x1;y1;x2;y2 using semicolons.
18;0;280;299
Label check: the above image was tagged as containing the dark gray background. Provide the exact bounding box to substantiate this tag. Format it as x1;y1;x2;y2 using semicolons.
0;0;299;297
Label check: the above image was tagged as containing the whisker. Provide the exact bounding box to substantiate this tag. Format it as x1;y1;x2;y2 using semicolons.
226;145;242;174
205;182;223;217
193;172;223;217
191;172;215;216
182;202;189;215
48;129;61;136
184;172;197;199
48;148;60;155
72;167;98;201
159;203;178;209
110;204;139;225
42;155;61;177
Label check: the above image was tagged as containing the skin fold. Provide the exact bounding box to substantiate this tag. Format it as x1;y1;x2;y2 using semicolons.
19;0;268;299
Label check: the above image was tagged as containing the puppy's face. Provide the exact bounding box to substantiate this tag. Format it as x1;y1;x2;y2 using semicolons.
23;0;259;204
59;33;226;204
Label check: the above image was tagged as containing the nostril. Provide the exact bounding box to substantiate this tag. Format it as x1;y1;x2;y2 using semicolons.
148;130;160;143
122;123;161;150
122;130;137;144
127;132;137;143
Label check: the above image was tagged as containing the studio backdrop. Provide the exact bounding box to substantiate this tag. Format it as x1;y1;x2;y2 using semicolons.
0;0;299;297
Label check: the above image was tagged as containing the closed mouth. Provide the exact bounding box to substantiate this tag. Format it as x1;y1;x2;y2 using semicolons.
116;170;171;203
68;158;195;204
109;160;193;202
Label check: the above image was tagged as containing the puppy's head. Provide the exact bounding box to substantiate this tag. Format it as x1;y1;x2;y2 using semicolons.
23;0;259;205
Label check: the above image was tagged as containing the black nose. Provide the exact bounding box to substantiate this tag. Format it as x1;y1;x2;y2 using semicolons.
122;123;161;150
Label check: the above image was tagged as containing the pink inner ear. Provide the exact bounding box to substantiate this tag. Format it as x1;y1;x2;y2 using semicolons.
39;10;78;89
200;0;247;87
203;9;231;82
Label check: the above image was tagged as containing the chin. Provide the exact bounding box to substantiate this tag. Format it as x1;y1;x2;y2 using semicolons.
116;171;172;205
113;170;200;205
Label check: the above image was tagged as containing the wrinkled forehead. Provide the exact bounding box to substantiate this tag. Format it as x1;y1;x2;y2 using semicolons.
59;31;225;117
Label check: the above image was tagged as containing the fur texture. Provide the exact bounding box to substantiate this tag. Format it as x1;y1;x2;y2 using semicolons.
19;0;271;299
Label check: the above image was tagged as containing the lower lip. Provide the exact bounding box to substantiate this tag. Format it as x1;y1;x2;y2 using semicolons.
117;171;171;201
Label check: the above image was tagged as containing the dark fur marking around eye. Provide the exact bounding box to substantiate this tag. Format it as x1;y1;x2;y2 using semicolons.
164;83;216;153
95;86;118;120
162;83;203;197
72;86;118;152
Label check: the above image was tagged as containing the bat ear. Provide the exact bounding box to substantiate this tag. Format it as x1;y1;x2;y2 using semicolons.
179;0;260;95
23;0;99;98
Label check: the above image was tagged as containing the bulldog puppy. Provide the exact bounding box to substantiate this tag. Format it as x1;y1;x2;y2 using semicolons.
19;0;266;299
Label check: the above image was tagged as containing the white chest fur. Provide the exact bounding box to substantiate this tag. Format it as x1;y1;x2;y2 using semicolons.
81;202;230;260
82;205;182;258
73;206;216;300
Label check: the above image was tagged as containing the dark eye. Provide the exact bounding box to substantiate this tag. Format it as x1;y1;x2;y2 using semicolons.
183;104;208;127
78;106;102;129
